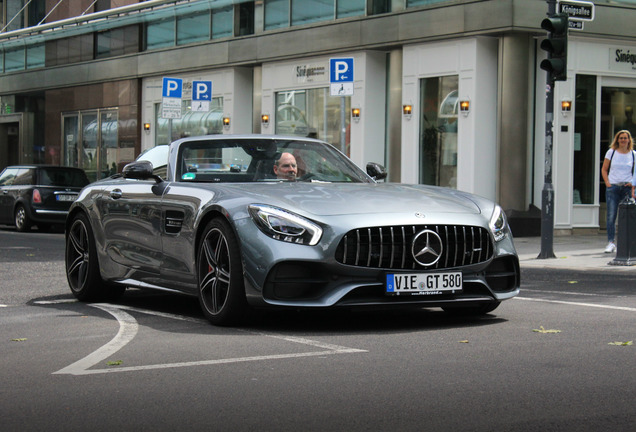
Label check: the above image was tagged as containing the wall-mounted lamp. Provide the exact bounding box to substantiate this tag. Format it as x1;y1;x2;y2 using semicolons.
261;114;270;127
222;116;231;130
143;122;151;134
459;100;470;116
561;99;572;114
403;104;413;120
351;107;361;122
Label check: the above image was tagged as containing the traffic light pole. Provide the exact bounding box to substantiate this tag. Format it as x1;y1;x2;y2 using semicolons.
538;0;558;259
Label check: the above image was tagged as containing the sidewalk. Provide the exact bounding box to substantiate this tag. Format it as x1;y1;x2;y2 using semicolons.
514;233;636;272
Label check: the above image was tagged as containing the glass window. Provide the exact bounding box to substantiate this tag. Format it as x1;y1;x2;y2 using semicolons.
155;97;224;145
12;169;35;186
573;75;597;205
177;12;210;45
146;18;176;50
238;2;255;36
265;0;289;30
407;0;450;7
26;44;45;69
212;6;233;39
419;75;459;188
63;109;121;182
0;168;20;186
292;0;334;26
275;88;351;156
4;47;25;72
337;0;366;18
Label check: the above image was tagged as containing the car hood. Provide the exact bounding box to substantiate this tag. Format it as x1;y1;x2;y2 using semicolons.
216;182;483;217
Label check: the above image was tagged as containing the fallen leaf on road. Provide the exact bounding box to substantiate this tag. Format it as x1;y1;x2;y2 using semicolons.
533;326;561;334
608;341;633;346
568;281;578;284
107;360;123;366
459;340;469;343
11;338;27;342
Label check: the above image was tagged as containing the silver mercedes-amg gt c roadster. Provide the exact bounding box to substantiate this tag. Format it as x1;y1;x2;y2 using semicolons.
65;135;519;325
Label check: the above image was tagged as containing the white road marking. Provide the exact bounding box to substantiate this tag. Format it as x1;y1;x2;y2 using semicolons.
516;296;636;312
53;304;139;375
34;299;78;305
52;302;366;376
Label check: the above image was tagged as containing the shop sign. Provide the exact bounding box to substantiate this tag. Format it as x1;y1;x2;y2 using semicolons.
609;47;636;73
293;63;327;84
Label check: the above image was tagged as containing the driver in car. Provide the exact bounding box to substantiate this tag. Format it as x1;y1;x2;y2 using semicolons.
273;152;298;180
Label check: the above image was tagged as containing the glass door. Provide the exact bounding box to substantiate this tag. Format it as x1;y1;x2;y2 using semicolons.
81;112;99;182
63;109;119;182
418;75;459;188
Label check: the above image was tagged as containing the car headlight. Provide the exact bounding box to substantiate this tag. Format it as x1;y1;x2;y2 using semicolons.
489;205;507;242
248;204;322;246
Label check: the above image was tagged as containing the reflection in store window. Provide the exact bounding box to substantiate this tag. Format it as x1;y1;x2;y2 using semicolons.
155;97;224;145
275;89;351;156
419;75;458;188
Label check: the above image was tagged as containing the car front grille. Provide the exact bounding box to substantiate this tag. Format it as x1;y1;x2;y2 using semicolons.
335;225;494;270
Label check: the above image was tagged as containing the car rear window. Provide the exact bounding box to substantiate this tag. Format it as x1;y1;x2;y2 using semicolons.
39;168;90;187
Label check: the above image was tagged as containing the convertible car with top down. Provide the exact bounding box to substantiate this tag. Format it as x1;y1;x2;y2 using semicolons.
65;134;520;325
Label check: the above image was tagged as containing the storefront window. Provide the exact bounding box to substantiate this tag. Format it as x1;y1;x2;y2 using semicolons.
573;75;596;205
62;109;123;182
154;98;224;145
275;89;351;155
599;83;636;205
419;75;458;188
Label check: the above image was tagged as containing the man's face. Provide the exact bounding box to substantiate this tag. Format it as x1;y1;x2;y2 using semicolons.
274;153;297;180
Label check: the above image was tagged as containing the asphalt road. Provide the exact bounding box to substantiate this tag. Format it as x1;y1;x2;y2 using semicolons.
2;227;636;431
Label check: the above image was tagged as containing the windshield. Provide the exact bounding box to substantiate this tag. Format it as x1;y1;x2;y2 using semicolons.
176;138;372;184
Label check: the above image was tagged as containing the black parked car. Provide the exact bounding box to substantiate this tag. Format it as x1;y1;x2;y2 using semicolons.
0;165;90;231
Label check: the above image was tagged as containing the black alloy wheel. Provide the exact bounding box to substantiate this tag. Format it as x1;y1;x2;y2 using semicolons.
66;213;124;301
197;218;248;326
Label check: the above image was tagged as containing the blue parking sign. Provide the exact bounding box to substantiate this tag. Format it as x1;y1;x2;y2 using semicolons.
330;58;354;82
192;81;212;101
162;77;183;98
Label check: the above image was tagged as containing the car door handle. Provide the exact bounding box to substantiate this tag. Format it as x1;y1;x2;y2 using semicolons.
110;189;123;199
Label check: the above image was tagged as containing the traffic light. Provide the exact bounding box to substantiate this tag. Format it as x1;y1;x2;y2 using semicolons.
540;13;568;82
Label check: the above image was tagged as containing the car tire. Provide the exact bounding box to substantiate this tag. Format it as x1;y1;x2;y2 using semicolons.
197;218;248;326
66;213;125;302
442;302;500;316
14;205;31;232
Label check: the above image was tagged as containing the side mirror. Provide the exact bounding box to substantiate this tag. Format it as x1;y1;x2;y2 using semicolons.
122;161;161;182
366;162;387;181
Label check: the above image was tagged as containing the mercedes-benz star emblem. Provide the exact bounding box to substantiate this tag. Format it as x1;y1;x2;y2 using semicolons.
411;229;443;267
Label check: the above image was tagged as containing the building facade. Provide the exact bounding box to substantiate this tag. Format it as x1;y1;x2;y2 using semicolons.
1;0;635;235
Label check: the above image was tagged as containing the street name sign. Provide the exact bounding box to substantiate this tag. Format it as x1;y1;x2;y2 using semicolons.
558;0;594;21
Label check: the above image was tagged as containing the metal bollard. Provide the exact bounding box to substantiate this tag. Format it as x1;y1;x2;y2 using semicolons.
610;198;636;266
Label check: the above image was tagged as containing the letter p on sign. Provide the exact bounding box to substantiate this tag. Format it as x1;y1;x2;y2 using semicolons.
330;58;354;83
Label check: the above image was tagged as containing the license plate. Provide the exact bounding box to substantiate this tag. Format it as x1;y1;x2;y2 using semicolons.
56;194;77;202
386;272;462;296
